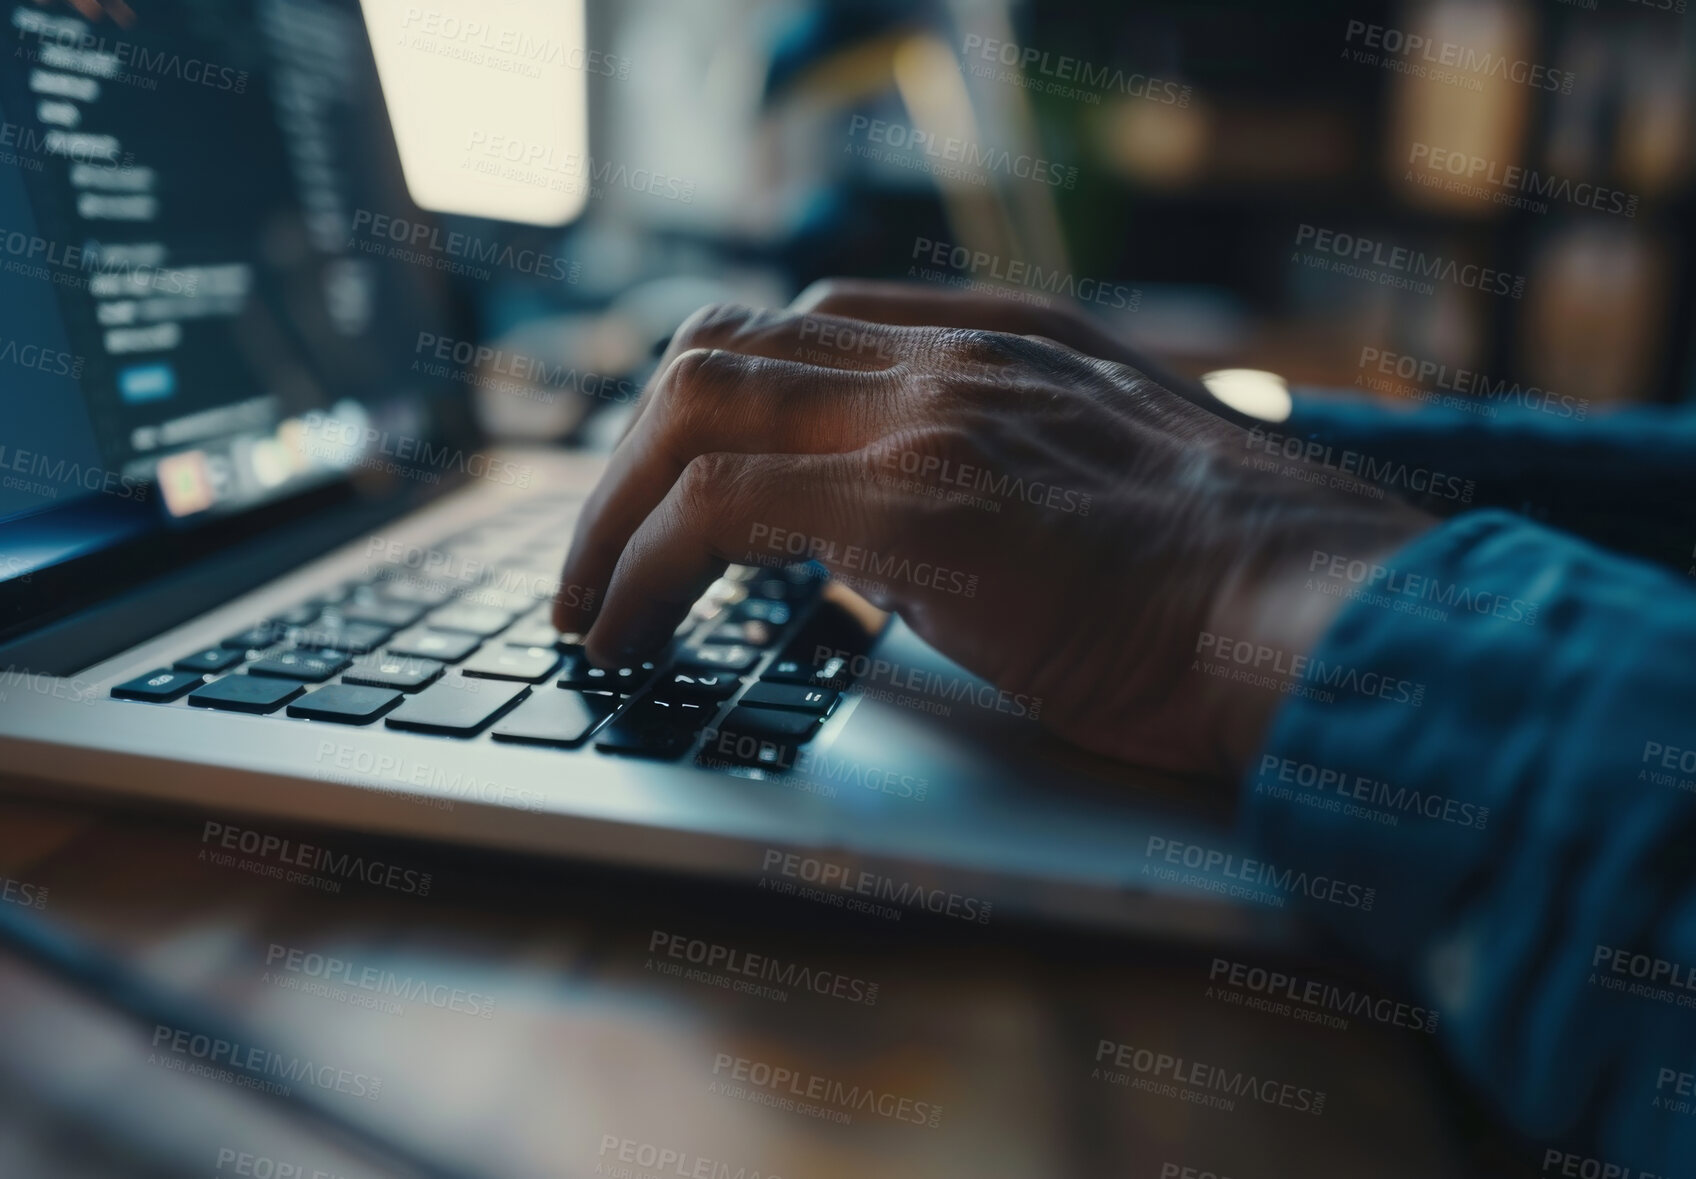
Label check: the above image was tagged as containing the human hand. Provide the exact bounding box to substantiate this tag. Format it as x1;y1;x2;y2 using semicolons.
553;301;1430;779
789;277;1228;416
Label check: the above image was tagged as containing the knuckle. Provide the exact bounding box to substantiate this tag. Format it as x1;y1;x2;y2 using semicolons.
651;348;739;442
793;277;856;311
674;301;760;350
662;347;736;410
676;452;747;519
938;327;1047;368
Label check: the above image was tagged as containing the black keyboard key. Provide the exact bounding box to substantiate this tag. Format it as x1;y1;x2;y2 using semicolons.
174;647;246;674
336;601;426;629
734;599;792;626
706;706;822;768
273;603;322;627
291;619;392;654
676;645;759;674
491;689;621;748
248;650;351;683
703;620;775;647
311;583;354;606
286;684;403;724
762;654;850;690
486;567;557;601
385;677;528;736
503;618;582;649
594;697;713;760
459;588;537;614
342;656;444;692
188;675;305;714
557;652;655;692
425;604;515;636
221;623;286;650
112;668;205;702
388;629;482;663
737;682;838;714
658;670;742;700
378;579;458;607
462;645;560;683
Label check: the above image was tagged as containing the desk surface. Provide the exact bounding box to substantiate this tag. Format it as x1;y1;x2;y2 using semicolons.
0;791;1524;1179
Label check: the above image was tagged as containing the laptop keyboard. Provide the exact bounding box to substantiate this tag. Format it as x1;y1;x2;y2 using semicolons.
108;494;876;771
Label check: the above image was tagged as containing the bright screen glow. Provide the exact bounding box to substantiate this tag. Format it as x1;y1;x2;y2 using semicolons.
360;0;590;225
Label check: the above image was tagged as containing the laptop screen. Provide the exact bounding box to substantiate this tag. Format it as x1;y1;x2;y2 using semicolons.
0;0;477;599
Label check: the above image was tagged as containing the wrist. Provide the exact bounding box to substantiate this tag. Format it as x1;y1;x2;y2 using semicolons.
1202;509;1435;779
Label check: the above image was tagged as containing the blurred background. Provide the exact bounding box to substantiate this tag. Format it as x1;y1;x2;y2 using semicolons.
446;0;1696;444
1;2;1693;1176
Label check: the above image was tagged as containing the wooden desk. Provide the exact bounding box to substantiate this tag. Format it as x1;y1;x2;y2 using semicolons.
0;792;1523;1179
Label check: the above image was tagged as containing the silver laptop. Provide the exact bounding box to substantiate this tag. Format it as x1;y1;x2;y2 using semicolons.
0;0;1249;939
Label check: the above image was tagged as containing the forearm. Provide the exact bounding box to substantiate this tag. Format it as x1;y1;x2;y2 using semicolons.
1239;510;1696;1169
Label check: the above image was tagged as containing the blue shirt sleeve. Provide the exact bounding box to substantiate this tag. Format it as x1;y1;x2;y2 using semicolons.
1241;507;1696;1173
1270;394;1696;569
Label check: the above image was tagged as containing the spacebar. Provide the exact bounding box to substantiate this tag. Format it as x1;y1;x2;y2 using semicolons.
384;678;529;736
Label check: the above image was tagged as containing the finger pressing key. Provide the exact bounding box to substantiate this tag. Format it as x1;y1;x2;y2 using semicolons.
552;347;897;635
